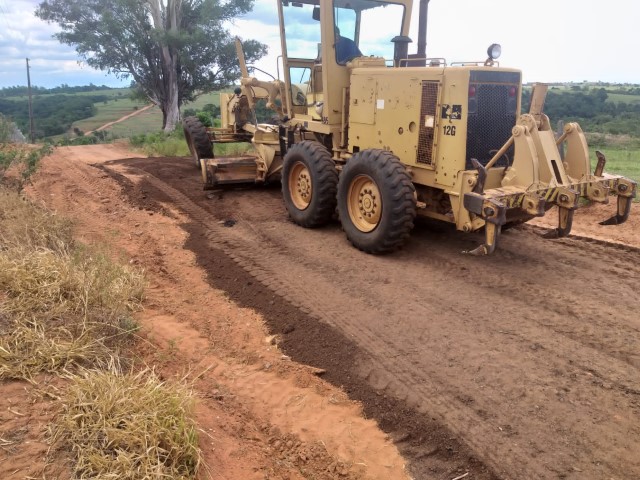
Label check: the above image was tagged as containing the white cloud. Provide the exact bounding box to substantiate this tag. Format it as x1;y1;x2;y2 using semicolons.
0;0;125;87
233;0;640;84
1;0;638;88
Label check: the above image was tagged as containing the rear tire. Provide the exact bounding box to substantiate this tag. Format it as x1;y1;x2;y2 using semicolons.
183;116;213;168
337;149;416;254
282;141;338;228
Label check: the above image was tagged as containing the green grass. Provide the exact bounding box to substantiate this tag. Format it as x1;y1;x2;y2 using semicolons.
590;146;640;182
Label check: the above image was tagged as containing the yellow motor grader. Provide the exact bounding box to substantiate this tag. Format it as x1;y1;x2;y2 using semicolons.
182;0;636;255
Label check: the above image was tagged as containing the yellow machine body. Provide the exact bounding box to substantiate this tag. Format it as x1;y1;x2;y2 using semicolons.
184;0;636;255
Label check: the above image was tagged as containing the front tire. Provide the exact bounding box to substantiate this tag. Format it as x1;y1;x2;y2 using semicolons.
282;141;338;227
337;149;416;254
183;116;213;168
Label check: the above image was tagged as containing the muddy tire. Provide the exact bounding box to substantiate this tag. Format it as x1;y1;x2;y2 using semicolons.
183;116;213;168
337;149;416;254
282;141;338;228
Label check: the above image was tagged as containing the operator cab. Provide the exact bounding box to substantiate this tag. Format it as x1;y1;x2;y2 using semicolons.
278;0;409;120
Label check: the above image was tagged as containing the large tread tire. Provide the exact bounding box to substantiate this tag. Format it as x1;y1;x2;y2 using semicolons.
337;149;416;254
183;116;213;168
282;141;338;228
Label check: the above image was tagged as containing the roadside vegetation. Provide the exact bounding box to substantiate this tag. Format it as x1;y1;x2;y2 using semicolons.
0;115;52;187
0;166;203;477
1;82;638;181
130;129;191;157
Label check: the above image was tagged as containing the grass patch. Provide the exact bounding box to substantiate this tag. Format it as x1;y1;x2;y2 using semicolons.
51;368;201;479
0;190;144;381
0;245;145;382
0;188;72;252
589;146;640;182
0;188;203;479
129;129;191;157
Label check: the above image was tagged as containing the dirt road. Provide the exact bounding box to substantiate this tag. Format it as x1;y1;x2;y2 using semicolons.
30;145;640;479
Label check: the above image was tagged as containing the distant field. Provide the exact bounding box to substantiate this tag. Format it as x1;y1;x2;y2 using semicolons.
76;91;223;136
72;97;149;132
542;86;640;105
604;92;640;104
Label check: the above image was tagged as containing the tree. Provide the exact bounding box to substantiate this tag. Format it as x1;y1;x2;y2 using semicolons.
36;0;267;131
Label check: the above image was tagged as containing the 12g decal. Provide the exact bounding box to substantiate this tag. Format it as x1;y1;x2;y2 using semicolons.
443;125;456;136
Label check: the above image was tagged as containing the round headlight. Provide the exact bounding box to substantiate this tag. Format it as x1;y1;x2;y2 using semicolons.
487;43;502;60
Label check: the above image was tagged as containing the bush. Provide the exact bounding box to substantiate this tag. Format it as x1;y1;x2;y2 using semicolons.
196;111;213;127
0;143;52;187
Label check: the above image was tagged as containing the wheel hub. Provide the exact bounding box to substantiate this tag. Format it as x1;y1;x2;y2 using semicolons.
360;189;378;217
289;161;312;210
297;173;311;201
348;175;381;232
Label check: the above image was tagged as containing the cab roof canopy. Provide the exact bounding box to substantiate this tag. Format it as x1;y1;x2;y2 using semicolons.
283;0;404;12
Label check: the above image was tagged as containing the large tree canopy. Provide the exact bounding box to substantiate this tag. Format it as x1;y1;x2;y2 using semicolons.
36;0;268;131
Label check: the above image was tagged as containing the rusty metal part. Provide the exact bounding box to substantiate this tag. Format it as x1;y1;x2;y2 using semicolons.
521;193;546;217
594;151;606;177
540;187;578;238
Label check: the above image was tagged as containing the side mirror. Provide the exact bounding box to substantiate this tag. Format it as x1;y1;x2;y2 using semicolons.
312;6;320;21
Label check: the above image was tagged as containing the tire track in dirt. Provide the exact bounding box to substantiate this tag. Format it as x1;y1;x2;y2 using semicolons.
103;157;640;480
101;160;500;480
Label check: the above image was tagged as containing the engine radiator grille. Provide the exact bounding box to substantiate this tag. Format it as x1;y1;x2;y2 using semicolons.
466;71;520;170
417;80;440;165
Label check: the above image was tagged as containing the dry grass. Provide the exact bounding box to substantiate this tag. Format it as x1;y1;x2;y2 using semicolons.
0;247;144;324
0;189;203;480
0;319;113;382
0;189;145;381
51;368;201;479
0;246;144;381
0;188;72;253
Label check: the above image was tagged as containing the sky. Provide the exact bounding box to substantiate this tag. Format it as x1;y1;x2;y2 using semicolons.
1;0;639;89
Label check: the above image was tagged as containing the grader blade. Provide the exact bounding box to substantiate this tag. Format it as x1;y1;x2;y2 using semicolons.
200;156;260;190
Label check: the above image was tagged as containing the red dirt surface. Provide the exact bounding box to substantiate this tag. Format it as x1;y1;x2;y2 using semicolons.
3;144;640;480
2;144;409;480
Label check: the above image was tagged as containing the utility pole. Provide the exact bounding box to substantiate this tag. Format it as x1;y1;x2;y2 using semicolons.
26;58;35;143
